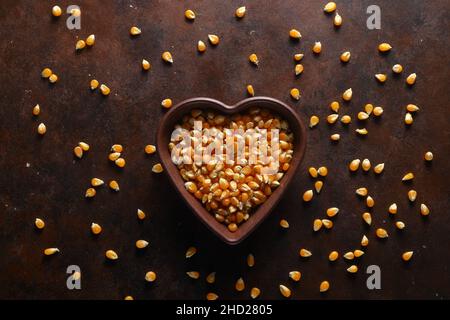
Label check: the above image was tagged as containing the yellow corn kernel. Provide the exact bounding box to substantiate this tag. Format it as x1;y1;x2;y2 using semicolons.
342;88;352;101
362;158;371;171
322;219;333;229
130;26;141;36
349;159;361;171
184;9;195;20
73;146;83;159
314;180;324;193
288;88;302;102
279;219;289;229
247;253;255;267
186;271;200;279
206;272;216;284
424;151;433;161
375;73;387;83
330;133;340;142
402;172;414;181
124;296;134;300
235;6;246;18
341;115;352;124
302;189;313;202
206;292;218;300
328;251;339;261
366;196;375;208
289;29;302;39
376;228;388;238
333;12;343;28
279;284;291;298
91;178;104;187
374;163;385;174
100;84;110;96
358;112;369;121
109;180;120;191
76;142;89;152
320;281;330;292
249;53;259;66
288;271;301;282
406;73;416;85
250;287;260;299
106;250;118;260
41;68;52;78
208;34;220;45
137;209;146;220
108;152;121;161
371;106;383;117
295;64;304;75
49;74;58;83
85;187;96;198
186;246;197;258
294;53;304;61
340;51;350;62
361;235;369;247
343;251;354;260
402;251;413;261
389;203;398;214
185;181;197;193
90;79;99;90
312;41;322;54
318;166;328;177
362;212;372;225
145;271;156;282
313;219;322;232
246;84;255;96
85;34;95;46
162;51;173;63
115;158;126;168
405;113;413;125
329;101;340;112
408;189;417;202
406;104;420;112
35;218;45;229
152;163;164;173
327;114;339;124
161;98;173;108
76;40;86;50
420;203;430;216
91;223;102;234
356;187;368;197
142;59;151;70
52;5;62;17
235;277;245;291
324;2;337;13
347;265;358;273
396;221;405;230
392;64;403;73
111;144;123;153
378;43;392;52
299;248;312;257
308;167;318;178
354;249;364;258
365;104;374;115
44;248;59;256
326;207;339;218
136;240;149;249
145;144;156;154
356;128;368;135
309;115;319;128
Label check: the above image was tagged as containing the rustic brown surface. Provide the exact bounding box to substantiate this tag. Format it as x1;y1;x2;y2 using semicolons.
0;0;449;300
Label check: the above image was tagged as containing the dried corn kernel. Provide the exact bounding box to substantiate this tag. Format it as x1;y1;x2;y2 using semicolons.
295;64;304;75
309;115;319;128
347;265;358;273
186;246;197;258
366;196;375;208
314;180;323;193
330;101;340;112
402;172;414;181
289;29;302;39
35;218;45;229
361;235;369;246
73;146;83;158
330;133;340;141
249;53;259;66
349;159;361;171
75;40;86;50
408;189;417;202
322;219;333;229
333;13;343;27
124;296;133;300
162;51;173;63
186;271;200;279
420;203;430;216
145;144;156;154
250;287;260;299
405;113;413;125
340;51;350;62
320;281;330;292
136;240;149;249
109;180;120;191
318;166;328;176
115;158;126;168
279;284;291;298
424;151;433;161
312;42;322;54
378;43;392;52
356;187;368;197
362;159;371;171
341;115;352;124
406;73;416;85
294;53;304;61
354;250;364;258
247;254;255;267
137;209;146;220
86;34;95;46
41;68;52;78
130;26;141;36
197;40;206;53
280;219;290;229
289;88;301;100
313;219;323;231
106;250;118;260
235;277;245;291
206;292;218;300
395;221;405;229
90;79;99;90
376;228;388;238
358;112;369;121
208;34;220;45
100;84;110;96
362;212;372;225
91;223;102;234
389;203;397;214
206;272;216;284
299;248;312;257
324;2;337;13
329;251;339;261
161;98;173;108
343;251;354;260
145;271;156;282
235;6;246;18
355;128;368;135
342;88;352;101
402;251;413;261
302;189;313;202
49;74;58;83
85;187;96;198
374;163;384;174
44;248;59;256
246;84;255;96
142;59;151;70
185;9;195;20
326;207;339;217
91;178;104;187
327;114;339;124
52;5;62;17
108;152;121;161
375;74;387;83
372;106;383;116
406;104;420;112
392;64;403;73
152;163;163;173
365;104;374;115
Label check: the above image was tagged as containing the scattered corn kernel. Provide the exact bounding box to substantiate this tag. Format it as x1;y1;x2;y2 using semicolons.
111;144;123;152
136;240;149;249
208;34;220;45
405;113;413;125
361;235;369;246
115;158;126;168
341;115;352;124
130;26;141;36
186;271;200;279
106;250;118;260
424;151;433;161
44;248;59;256
347;265;358;273
235;6;246;18
314;180;323;193
145;144;156;154
86;34;95;46
406;104;420;112
378;43;392;52
389;203;398;214
372;106;383;116
344;251;354;260
162;51;173;63
362;159;371;171
35;218;45;229
247;254;255;267
375;73;387;83
185;9;195;20
197;40;206;53
327;114;339;124
330;101;340;112
309;115;319;128
100;84;110;96
235;277;245;291
250;287;260;299
161;98;173;108
91;223;102;234
279;284;291;298
289;29;302;39
362;212;372;225
90;79;99;90
294;53;304;61
108;152;121;161
330;133;340;141
392;64;403;73
406;73;416;85
280;219;290;229
152;163;163;173
358;112;369;121
365;104;374;115
356;187;368;197
356;128;368;135
249;53;259;66
342;88;352;101
73;146;83;158
142;59;151;70
329;251;339;261
52;5;62;17
145;271;156;282
85;187;96;198
402;251;413;261
322;219;333;229
408;189;417;202
49;73;58;83
402;172;414;181
312;42;322;54
376;228;388;238
75;40;86;50
318;166;328;177
295;64;304;75
366;196;375;208
91;178;104;187
246;84;255;96
124;296;133;300
374;163;385;174
186;246;197;258
326;207;339;217
206;292;218;300
334;12;342;27
324;2;337;13
420;203;430;216
354;250;364;258
41;68;52;78
396;221;405;229
349;159;361;171
299;248;312;257
320;281;330;292
206;272;216;284
302;189;313;202
109;180;120;191
313;219;323;232
340;51;350;62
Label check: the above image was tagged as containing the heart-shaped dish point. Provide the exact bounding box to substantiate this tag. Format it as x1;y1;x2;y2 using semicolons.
157;97;306;244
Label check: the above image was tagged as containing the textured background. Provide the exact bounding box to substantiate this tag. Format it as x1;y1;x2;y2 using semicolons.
0;0;449;299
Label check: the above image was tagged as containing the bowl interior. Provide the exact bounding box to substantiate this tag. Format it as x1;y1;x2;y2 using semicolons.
157;97;306;244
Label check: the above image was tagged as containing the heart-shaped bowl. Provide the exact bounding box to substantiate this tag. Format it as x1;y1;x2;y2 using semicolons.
157;97;306;245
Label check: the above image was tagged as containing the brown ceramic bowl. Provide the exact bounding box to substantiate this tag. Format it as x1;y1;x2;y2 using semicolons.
157;97;306;245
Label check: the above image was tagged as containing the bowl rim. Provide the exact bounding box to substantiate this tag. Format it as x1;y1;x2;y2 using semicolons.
156;96;306;244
